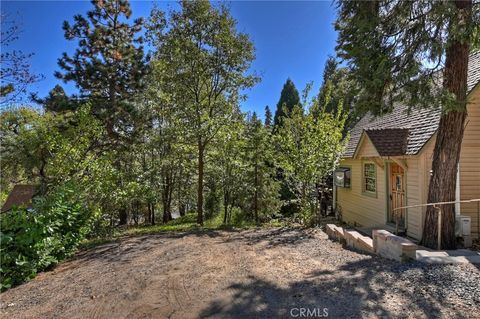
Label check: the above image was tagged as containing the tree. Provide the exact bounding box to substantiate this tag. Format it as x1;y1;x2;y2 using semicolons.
212;117;246;224
275;85;347;225
147;0;258;225
245;112;281;223
317;57;359;129
335;0;478;248
1;13;42;105
33;85;77;113
273;78;301;128
264;105;273;128
0;105;105;191
55;0;148;139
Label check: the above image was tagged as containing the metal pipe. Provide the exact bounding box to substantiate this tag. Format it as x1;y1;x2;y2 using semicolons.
392;198;480;212
477;201;479;239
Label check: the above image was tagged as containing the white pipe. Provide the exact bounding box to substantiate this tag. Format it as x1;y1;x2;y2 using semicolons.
455;162;461;216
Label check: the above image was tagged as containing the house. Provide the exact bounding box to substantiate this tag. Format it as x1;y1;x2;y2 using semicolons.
334;52;480;242
1;184;39;213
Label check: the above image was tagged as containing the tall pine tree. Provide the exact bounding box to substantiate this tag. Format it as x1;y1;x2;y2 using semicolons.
273;78;301;128
55;0;148;139
264;105;273;128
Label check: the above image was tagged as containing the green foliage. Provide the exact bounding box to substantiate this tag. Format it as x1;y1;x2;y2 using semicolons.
335;0;479;114
244;113;282;222
0;104;105;188
32;85;77;113
0;183;93;290
55;0;148;138
317;56;360;130
146;0;259;224
275;85;347;225
264;105;273;129
273;78;301;128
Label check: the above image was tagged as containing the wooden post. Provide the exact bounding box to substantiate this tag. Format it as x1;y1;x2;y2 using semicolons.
436;205;442;250
395;209;399;235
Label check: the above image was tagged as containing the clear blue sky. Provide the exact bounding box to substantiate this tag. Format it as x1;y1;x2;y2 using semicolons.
2;1;338;117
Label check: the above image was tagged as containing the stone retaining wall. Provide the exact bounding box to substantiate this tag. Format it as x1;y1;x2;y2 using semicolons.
326;224;417;262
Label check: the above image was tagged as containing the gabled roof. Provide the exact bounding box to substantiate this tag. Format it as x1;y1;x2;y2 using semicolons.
344;51;480;159
1;185;39;213
364;128;409;157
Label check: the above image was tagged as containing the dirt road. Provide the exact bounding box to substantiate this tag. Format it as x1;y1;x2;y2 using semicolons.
1;227;479;318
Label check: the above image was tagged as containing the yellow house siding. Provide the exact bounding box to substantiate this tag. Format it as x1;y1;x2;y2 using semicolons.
355;135;380;158
415;86;480;240
337;159;386;227
405;157;422;240
460;86;480;239
337;85;479;240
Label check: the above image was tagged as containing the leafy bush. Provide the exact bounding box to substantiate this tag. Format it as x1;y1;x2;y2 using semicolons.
0;183;93;290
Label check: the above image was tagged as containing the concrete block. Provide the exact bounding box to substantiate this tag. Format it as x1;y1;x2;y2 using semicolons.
357;236;374;254
343;230;374;254
373;229;417;262
325;224;337;239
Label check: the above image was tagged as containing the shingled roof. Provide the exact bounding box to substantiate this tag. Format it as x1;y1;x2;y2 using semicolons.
344;51;480;159
364;128;409;156
1;185;39;213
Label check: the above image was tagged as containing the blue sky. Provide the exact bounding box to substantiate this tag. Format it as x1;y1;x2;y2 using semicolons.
2;1;338;117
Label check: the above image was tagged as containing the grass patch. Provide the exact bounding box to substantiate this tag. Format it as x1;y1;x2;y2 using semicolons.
124;213;199;236
81;212;294;250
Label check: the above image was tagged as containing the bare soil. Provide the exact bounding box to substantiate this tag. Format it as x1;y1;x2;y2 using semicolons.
1;227;479;319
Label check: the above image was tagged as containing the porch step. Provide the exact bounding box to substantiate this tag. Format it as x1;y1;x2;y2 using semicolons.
356;224;406;238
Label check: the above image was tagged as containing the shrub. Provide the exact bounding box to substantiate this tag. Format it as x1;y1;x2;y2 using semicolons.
0;183;93;290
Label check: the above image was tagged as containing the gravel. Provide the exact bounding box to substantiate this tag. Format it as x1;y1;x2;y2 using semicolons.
0;227;478;319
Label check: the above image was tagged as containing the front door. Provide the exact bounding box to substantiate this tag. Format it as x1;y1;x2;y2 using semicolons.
388;163;406;227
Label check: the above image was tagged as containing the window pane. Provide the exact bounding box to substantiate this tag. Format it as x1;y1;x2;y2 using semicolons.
364;164;376;192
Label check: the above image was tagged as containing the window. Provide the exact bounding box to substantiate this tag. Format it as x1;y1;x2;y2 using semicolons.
363;163;376;193
334;167;351;188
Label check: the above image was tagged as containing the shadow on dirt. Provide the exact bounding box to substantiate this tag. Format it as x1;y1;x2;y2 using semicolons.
223;227;316;248
199;257;469;319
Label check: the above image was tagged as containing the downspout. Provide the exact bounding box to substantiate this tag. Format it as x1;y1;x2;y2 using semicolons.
455;162;461;216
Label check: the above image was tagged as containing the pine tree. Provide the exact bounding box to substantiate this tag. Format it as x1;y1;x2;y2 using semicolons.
335;0;477;249
317;57;359;129
264;105;273;128
33;85;76;113
245;112;281;223
273;78;301;128
55;0;148;139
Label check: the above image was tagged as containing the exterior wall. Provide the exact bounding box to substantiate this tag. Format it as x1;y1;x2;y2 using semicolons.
337;156;424;241
355;135;379;158
338;86;480;240
337;158;387;227
405;156;423;240
459;85;480;239
417;86;480;239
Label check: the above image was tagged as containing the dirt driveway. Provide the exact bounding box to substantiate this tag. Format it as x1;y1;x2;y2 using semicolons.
1;227;479;319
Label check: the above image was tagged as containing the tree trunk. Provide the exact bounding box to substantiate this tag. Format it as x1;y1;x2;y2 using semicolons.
151;203;155;225
119;208;128;225
197;140;205;225
162;172;173;223
254;163;259;224
223;190;229;224
421;0;471;249
147;203;152;224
